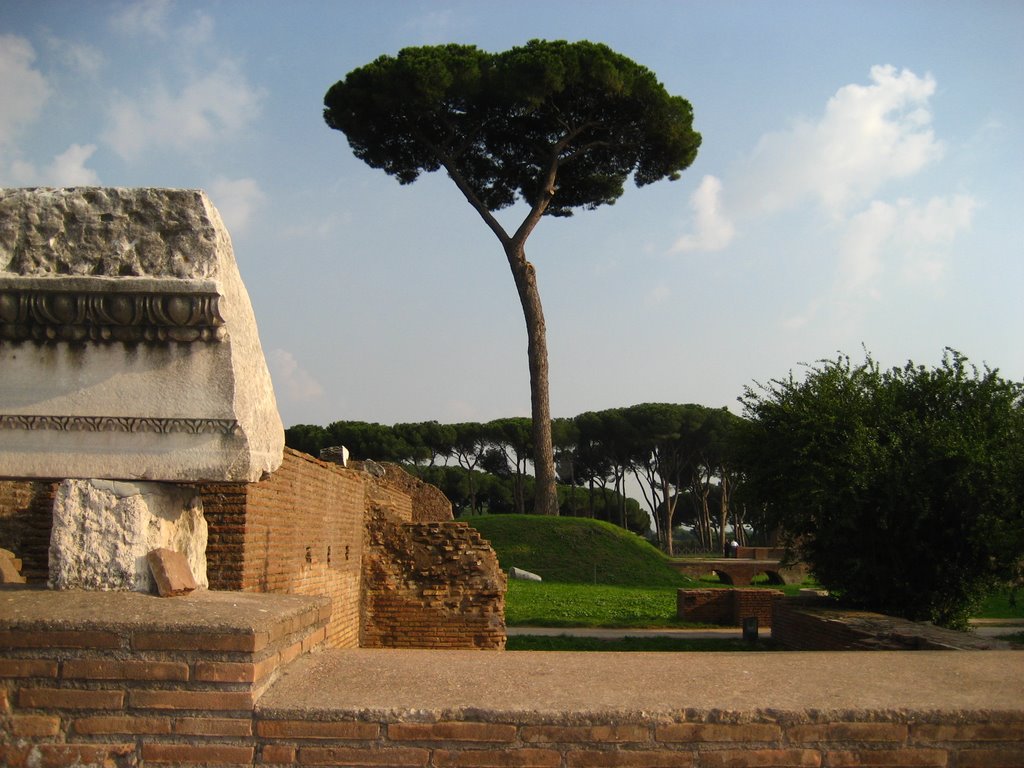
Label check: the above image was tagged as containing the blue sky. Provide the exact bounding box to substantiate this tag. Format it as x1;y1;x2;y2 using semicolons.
3;0;1022;429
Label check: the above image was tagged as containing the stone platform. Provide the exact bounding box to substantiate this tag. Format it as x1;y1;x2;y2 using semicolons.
2;588;1022;767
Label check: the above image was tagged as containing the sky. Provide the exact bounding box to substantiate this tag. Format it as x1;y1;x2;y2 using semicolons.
2;0;1022;430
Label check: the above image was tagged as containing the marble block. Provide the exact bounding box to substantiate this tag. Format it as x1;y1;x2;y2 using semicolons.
0;187;284;482
48;478;208;592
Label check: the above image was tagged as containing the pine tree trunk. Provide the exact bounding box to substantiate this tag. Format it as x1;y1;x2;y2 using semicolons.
506;242;559;515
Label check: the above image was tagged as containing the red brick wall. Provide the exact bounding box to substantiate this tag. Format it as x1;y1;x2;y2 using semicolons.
1;449;504;652
200;449;364;649
677;589;782;627
361;510;506;649
0;481;56;583
351;460;416;523
676;589;733;624
0;593;330;768
378;462;454;523
733;589;782;628
2;610;1021;768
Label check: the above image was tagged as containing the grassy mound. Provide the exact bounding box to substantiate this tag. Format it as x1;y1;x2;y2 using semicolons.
464;514;690;587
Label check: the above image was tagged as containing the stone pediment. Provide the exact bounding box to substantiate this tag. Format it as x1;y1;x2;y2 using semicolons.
0;187;284;482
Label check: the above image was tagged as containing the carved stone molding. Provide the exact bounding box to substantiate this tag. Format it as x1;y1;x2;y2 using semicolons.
0;415;240;436
0;285;225;344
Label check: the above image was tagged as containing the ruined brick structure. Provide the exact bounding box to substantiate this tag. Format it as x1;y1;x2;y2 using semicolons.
0;448;506;650
361;513;506;649
354;459;506;649
677;588;782;627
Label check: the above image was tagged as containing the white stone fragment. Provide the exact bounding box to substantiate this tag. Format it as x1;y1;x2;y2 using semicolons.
508;566;542;582
48;479;208;592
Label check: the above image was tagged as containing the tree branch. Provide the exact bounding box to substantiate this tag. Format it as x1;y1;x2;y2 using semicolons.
414;127;512;247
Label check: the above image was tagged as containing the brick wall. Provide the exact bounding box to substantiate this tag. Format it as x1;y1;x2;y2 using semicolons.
377;462;454;523
361;509;506;649
2;601;1022;768
353;461;415;523
0;481;56;583
676;589;733;624
677;589;782;627
0;591;330;768
247;715;1024;768
733;589;781;629
199;449;365;649
1;449;505;651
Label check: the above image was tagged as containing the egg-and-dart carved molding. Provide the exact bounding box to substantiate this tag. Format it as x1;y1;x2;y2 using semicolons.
0;287;226;343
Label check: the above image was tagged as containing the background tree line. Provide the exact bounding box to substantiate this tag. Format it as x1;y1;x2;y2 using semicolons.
285;403;760;554
287;349;1024;630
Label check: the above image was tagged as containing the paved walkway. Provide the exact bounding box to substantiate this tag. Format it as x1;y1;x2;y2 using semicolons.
506;626;745;640
507;621;1024;640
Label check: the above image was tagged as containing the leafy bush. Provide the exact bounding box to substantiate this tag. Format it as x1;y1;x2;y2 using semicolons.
739;349;1024;629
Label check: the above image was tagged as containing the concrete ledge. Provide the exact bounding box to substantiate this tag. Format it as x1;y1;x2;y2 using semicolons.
258;648;1024;722
0;587;328;639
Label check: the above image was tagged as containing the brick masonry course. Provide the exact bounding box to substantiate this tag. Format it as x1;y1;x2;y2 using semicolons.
3;592;1022;767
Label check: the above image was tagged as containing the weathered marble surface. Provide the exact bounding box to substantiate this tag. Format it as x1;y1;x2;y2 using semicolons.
0;187;283;482
48;478;208;592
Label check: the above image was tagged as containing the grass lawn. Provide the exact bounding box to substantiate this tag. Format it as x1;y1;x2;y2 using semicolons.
505;579;1023;629
505;580;693;628
976;590;1024;620
506;635;780;652
467;514;688;587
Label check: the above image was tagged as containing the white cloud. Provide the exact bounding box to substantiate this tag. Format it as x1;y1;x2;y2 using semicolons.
838;200;898;289
112;0;173;38
180;12;215;47
0;36;94;188
743;65;943;217
781;297;825;331
0;35;50;147
838;194;976;291
104;60;265;161
44;34;104;77
42;143;100;186
112;1;213;49
645;282;672;306
672;175;735;252
208;177;265;234
268;349;325;403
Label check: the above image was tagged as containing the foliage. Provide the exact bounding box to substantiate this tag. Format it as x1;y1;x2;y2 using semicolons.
738;349;1024;629
324;40;701;516
506;635;778;652
323;40;700;219
466;514;689;587
284;406;743;542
